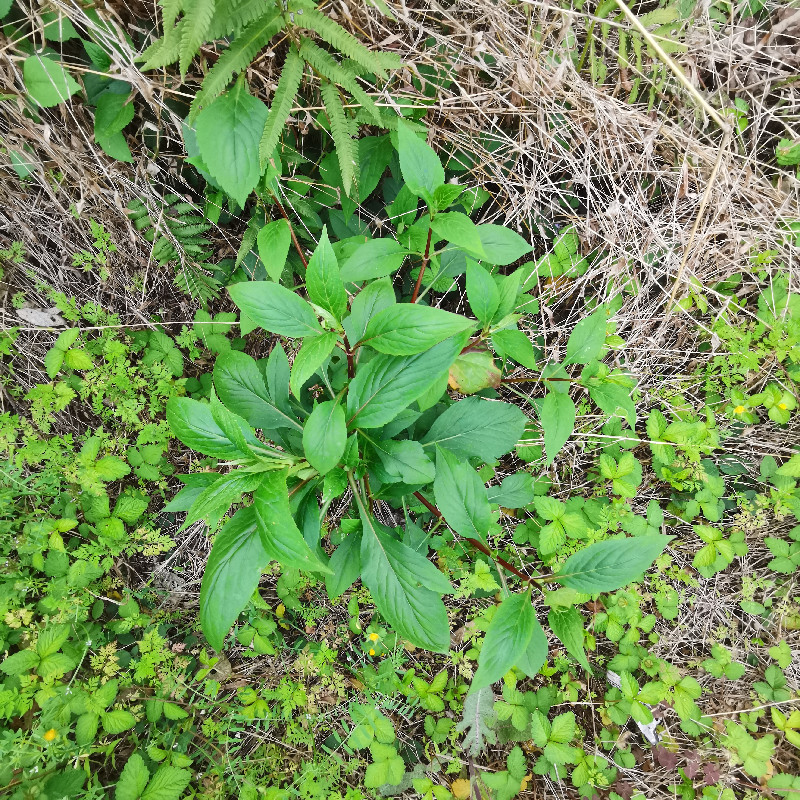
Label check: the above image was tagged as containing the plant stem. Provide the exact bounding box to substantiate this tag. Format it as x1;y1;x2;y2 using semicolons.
410;226;433;303
412;491;543;586
500;376;576;385
275;199;309;270
342;333;355;380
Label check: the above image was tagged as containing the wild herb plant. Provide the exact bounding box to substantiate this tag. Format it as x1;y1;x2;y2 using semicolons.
166;121;671;686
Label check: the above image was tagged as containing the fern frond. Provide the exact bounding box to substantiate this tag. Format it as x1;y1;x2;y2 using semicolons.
235;225;258;267
341;61;382;125
300;39;381;125
189;9;283;120
299;38;344;82
373;50;403;72
320;80;358;197
161;0;185;31
207;0;278;39
259;46;304;164
174;264;220;301
295;6;387;79
354;107;396;128
179;0;216;78
138;20;184;70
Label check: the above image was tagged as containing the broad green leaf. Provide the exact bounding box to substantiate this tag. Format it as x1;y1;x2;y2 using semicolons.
306;227;347;320
208;392;257;456
371;439;435;485
194;79;268;206
347;334;467;429
200;507;269;651
140;765;192;800
416;370;449;411
23;55;80;107
228;280;322;338
213;350;301;431
472;592;536;689
162;702;189;720
102;709;136;734
432;212;484;258
540;391;575;465
547;606;591;671
422;397;526;460
359;509;452;652
357;135;394;202
555;535;671;593
96;131;133;162
492;328;537;369
476;224;532;266
303;399;347;475
0;649;40;675
433;446;491;542
266;343;292;414
94;91;134;139
290;332;338;398
116;753;150;800
76;713;100;746
36;623;71;658
599;452;642;497
253;469;331;573
515;617;548;678
41;10;79;40
37;652;76;678
342;277;396;345
776;454;800;477
396;119;444;202
325;531;362;600
564;307;607;365
340;239;408;282
448;346;501;394
432;183;464;211
488;472;535;509
364;742;405;788
167;396;257;459
494;270;522;321
360;304;474;355
590;382;636;427
466;261;500;325
63;348;93;370
44;347;65;378
257;219;292;282
184;472;261;528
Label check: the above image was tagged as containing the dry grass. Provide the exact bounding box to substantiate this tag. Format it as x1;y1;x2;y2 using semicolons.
2;0;800;796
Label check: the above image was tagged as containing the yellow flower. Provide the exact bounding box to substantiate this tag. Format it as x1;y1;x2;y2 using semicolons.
368;633;380;642
779;403;788;410
369;648;375;656
43;729;58;742
734;405;745;414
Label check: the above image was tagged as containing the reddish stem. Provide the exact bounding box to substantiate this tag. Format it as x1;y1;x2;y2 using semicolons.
275;200;308;270
410;226;434;303
412;491;538;585
342;334;355;380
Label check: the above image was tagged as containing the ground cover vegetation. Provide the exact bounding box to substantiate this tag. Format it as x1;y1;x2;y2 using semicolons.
1;0;799;798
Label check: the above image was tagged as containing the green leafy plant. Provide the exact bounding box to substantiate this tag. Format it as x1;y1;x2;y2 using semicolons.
127;195;217;300
166;121;671;687
139;0;401;199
